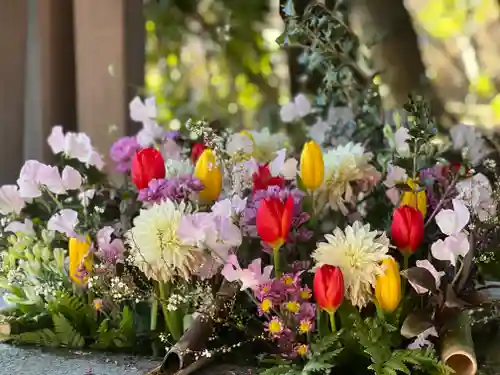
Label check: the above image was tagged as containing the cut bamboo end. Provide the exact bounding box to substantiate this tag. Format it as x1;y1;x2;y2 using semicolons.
442;349;477;375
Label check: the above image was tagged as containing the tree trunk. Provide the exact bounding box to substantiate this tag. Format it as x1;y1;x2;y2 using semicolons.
349;0;455;126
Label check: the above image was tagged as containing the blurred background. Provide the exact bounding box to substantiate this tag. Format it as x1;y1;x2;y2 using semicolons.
2;0;500;183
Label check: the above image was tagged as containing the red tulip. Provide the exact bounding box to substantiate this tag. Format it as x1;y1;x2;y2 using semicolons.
131;148;166;190
256;196;294;249
391;205;424;254
252;164;285;192
313;265;344;313
191;143;206;164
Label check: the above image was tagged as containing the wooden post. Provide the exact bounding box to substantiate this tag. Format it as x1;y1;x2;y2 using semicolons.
73;0;145;169
0;0;27;184
23;0;76;163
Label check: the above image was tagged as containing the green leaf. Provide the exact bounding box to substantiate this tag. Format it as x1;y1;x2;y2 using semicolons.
15;329;59;348
400;311;434;339
53;313;85;348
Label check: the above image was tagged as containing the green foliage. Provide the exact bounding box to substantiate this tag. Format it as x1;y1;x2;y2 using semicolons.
260;331;343;375
92;306;136;350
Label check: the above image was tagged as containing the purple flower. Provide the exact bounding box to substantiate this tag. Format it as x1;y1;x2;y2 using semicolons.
138;176;204;204
419;164;455;212
96;227;125;264
109;136;141;172
241;186;313;252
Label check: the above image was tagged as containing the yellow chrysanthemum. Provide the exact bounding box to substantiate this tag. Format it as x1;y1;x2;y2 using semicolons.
312;221;390;309
125;199;202;282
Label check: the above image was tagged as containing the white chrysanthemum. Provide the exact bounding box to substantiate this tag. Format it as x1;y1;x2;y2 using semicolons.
165;159;193;178
249;128;290;162
312;221;390;309
125;199;203;282
319;142;380;214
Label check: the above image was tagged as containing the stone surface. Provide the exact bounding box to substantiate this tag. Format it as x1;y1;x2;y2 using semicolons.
0;343;258;375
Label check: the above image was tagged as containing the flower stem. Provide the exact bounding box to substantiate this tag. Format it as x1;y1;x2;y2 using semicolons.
328;311;336;333
273;248;281;278
150;296;158;331
159;282;183;341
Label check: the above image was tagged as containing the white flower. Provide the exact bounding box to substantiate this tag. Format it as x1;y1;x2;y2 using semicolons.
165;159;193;178
435;199;470;236
226;133;254;156
61;166;83;191
249;128;290;162
456;173;496;221
211;195;247;218
394;127;410;155
319;142;380;214
79;189;96;207
0;185;25;215
279;93;311;123
383;164;408;206
431;233;469;267
409;260;445;294
125;199;203;282
408;327;438;350
312;221;390;309
47;209;79;238
450;124;490;166
269;149;298;180
129;96;165;147
308;119;330;146
5;219;34;236
47;126;104;170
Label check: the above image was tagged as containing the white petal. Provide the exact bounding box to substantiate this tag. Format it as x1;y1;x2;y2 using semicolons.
0;185;25;215
294;93;312;117
451;199;470;232
431;239;456;266
384;164;408;188
279;102;298;123
47;209;79;238
269;149;286;176
394;127;410;155
5;219;34;236
61;166;83;191
47;126;66;154
39;165;65;195
282;158;298;180
129;96;148;123
435;209;460;236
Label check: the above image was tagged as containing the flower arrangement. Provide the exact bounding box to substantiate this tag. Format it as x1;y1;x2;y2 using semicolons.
0;91;498;375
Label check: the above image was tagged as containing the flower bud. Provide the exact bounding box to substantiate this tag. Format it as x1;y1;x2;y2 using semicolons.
375;257;401;313
300;141;324;190
69;237;92;285
194;148;222;202
191;143;206;164
391;205;424;254
131;148;166;190
400;179;427;217
313;264;344;313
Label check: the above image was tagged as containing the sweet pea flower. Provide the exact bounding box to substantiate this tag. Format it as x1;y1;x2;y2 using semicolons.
408;260;445;294
47;209;80;239
5;219;34;236
394;127;410;155
383;164;408;205
47;126;104;170
109;136;141;172
456;173;496;222
431;199;471;266
450;124;490;166
221;255;273;291
0;185;25;215
211;195;247;218
129;96;165;147
97;226;125;264
279;94;312;123
408;326;438;350
226;133;254;156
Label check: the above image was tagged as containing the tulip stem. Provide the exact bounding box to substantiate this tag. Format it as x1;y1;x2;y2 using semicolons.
402;254;409;295
328;311;336;333
273;249;282;278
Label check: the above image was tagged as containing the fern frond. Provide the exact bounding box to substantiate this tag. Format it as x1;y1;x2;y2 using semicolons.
14;328;59;347
52;313;85;348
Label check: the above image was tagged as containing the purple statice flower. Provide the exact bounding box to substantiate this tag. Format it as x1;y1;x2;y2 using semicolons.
109;136;141;173
138;176;204;205
164;131;180;139
241;185;313;252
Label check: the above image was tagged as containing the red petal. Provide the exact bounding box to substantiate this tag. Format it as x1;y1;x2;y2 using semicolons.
280;196;294;240
391;207;410;249
256;199;281;244
408;209;424;251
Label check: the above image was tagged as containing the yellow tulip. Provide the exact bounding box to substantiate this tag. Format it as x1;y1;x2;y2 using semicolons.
194;148;222;202
375;257;401;313
300;141;324;190
400;178;427;217
68;237;92;285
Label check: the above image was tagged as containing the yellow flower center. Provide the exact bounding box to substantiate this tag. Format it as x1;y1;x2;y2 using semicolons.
298;320;312;334
262;286;270;294
299;289;311;300
286;301;300;313
268;319;283;334
283;276;293;285
260;298;272;313
296;344;308;356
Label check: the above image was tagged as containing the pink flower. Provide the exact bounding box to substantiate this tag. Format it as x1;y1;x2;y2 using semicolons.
221;255;273;291
0;185;25;214
47;209;80;239
97;226;125;264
